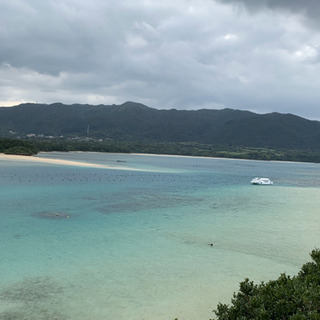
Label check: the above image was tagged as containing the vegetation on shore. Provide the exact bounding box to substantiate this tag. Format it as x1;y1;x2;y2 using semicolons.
213;249;320;320
0;138;38;155
2;137;320;163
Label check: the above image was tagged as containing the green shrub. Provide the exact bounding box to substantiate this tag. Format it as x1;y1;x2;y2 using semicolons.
214;249;320;320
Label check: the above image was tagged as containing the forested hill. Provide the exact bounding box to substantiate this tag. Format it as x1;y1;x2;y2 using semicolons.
1;101;320;150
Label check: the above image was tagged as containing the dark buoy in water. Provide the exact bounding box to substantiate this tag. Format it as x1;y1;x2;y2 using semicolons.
34;212;71;220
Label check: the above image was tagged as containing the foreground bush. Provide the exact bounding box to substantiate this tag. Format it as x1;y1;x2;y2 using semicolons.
214;249;320;320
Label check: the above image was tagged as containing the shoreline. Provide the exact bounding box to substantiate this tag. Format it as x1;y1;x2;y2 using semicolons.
42;151;259;164
1;151;319;168
131;152;320;165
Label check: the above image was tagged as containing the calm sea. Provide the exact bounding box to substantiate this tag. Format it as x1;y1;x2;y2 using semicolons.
1;152;320;320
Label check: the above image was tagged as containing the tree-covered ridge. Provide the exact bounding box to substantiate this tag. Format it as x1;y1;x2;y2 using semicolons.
214;249;320;320
1;102;320;150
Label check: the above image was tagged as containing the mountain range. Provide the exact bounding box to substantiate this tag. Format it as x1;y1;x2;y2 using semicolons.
1;101;320;150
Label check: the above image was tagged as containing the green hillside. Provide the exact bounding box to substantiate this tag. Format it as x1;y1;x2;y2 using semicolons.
1;102;320;150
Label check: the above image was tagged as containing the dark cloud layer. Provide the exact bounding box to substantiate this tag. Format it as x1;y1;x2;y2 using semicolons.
219;0;320;14
219;0;320;27
1;0;320;119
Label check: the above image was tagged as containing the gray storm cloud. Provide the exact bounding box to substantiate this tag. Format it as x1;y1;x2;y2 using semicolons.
1;0;320;119
218;0;320;21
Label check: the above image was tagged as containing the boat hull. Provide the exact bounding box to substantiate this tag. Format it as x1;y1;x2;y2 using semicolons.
250;177;273;185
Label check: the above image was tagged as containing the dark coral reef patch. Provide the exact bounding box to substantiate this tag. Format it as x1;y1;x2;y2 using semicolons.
0;276;68;320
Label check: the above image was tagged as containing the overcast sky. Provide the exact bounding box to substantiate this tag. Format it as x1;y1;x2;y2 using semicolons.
1;0;320;119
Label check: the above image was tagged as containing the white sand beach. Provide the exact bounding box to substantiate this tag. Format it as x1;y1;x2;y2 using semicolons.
0;153;139;170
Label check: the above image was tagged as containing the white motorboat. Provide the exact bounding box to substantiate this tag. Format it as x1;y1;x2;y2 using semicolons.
250;177;273;185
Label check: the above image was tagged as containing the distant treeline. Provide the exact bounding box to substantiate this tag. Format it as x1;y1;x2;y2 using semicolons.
2;137;320;163
34;138;320;163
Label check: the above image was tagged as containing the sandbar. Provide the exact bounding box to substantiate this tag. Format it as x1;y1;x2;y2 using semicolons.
0;153;145;171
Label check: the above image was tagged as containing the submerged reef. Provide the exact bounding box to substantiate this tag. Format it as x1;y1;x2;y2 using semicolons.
0;276;67;320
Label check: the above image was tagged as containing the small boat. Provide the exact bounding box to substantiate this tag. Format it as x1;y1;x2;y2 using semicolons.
250;177;273;185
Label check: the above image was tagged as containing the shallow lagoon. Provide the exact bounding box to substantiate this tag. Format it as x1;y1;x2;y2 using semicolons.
1;152;320;319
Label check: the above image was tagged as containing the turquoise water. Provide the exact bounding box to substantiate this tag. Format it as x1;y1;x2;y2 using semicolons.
1;152;320;319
